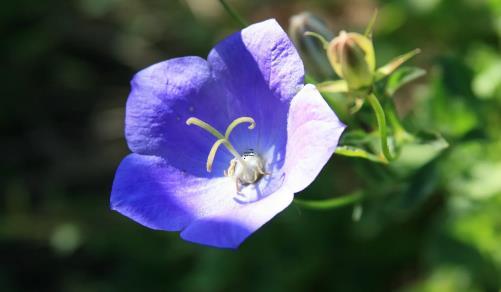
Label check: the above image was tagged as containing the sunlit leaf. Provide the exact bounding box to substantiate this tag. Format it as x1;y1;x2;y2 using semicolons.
391;131;449;175
385;66;426;96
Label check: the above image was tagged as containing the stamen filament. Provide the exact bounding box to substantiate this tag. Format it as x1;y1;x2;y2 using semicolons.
206;138;246;172
224;117;255;138
206;139;226;172
186;116;256;173
186;117;225;140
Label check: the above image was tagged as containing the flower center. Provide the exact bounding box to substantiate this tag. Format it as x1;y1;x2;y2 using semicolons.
225;149;266;186
186;116;268;189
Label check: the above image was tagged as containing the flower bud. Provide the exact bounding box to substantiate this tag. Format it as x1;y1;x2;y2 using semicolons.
327;31;376;90
289;12;334;79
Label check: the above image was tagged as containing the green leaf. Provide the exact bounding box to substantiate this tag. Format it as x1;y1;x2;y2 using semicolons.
391;131;449;176
399;155;441;209
385;66;426;96
339;130;375;145
335;145;388;164
416;65;479;138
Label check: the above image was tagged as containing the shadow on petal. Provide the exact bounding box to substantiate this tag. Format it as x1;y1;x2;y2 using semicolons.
180;218;253;249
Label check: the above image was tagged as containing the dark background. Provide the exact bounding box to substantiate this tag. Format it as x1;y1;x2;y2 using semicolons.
2;0;501;291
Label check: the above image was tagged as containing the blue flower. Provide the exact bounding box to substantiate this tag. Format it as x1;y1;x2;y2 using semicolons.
111;19;345;249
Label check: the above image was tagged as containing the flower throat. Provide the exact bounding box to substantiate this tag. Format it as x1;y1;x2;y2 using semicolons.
186;116;268;190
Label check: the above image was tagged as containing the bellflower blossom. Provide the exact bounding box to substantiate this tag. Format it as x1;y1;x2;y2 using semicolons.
111;19;346;249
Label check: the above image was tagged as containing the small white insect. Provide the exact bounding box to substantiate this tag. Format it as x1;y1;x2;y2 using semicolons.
224;150;268;192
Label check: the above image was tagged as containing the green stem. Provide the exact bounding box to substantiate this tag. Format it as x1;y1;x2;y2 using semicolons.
304;31;330;49
366;93;395;161
384;100;413;144
294;191;363;210
219;0;247;28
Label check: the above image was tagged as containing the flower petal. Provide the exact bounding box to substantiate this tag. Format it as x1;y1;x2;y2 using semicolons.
207;18;304;153
111;153;292;248
125;19;305;177
180;187;293;249
209;19;304;102
283;84;346;193
125;56;233;177
111;153;233;231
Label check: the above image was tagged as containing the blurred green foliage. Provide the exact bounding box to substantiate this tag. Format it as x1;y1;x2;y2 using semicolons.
1;0;501;291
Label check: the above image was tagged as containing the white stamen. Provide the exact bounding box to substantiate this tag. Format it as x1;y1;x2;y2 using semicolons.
186;116;270;192
225;150;267;191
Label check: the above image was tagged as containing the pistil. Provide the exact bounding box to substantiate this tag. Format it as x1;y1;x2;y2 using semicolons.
186;116;256;172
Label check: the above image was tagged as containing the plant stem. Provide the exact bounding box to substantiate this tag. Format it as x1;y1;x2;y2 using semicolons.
384;100;413;144
366;93;395;161
219;0;247;28
294;191;363;210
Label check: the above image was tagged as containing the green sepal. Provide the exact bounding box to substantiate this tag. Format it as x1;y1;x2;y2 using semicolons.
364;9;378;39
376;48;421;80
316;80;349;94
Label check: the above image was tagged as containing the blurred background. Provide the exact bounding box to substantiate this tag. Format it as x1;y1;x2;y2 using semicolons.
1;0;501;291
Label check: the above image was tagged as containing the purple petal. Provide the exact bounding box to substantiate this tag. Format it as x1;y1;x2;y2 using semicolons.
180;187;293;249
114;20;315;249
207;18;304;155
111;153;292;248
111;154;225;231
282;84;346;193
125;19;304;177
209;19;304;103
125;56;233;177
